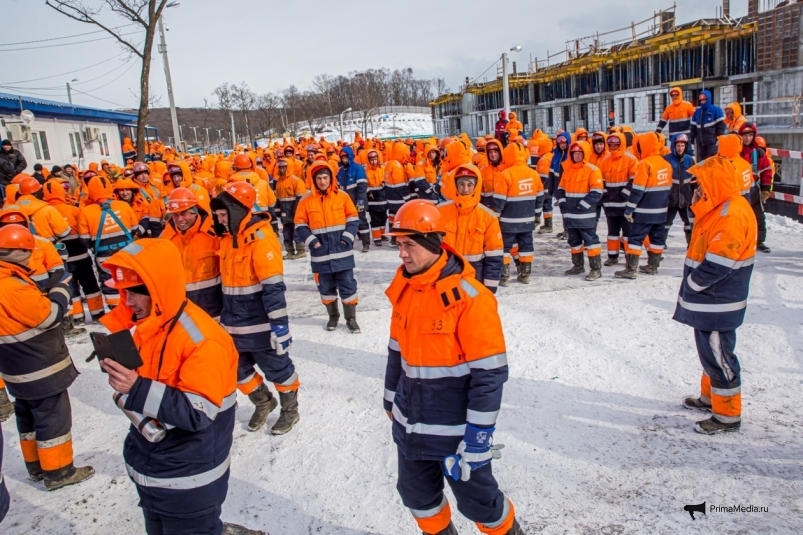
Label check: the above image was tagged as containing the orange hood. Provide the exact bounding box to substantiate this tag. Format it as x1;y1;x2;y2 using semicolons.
442;137;472;173
484;139;505;168
452;164;483;212
717;134;743;159
688;156;742;219
87;176;114;203
725;102;743;121
607;132;627;158
502;140;528;167
101;239;187;331
635;132;662;158
389;141;409;164
214;160;232;180
42;179;69;204
669;87;683;105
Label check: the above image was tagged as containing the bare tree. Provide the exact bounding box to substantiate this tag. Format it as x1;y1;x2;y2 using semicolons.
433;78;450;97
255;92;280;139
312;74;336;118
231;82;256;143
46;0;170;161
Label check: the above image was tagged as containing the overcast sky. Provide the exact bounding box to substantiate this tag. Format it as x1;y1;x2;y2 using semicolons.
2;0;744;110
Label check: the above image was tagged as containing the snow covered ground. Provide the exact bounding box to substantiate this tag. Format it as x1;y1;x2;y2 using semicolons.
311;113;433;143
2;214;802;534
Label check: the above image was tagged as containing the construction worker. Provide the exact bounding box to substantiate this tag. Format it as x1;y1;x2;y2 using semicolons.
674;156;756;435
131;162;166;238
230;154;276;218
556;142;604;281
113;178;149;236
617;132;673;279
78;175;140;309
273;158;308;260
738;123;773;253
365;149;388;246
493;141;543;285
384;200;522;535
588;132;609;167
384;141;413;237
211;182;300;436
690;90;726;160
656;87;696;143
724;102;747;133
480;139;506;210
0;224;95;490
42;179;104;323
14;176;71;255
98;239;260;534
295;162;361;333
161;187;223;319
543;131;571;235
494;110;509;145
439;165;503;292
663;134;696;247
474;138;488;168
337;147;370;253
416;144;441;203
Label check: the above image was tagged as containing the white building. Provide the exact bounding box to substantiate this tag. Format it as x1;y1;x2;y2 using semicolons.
0;92;139;173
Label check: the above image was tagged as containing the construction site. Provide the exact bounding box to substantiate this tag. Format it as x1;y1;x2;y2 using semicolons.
431;0;803;214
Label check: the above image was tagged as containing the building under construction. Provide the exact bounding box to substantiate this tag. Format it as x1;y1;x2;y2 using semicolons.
431;0;803;189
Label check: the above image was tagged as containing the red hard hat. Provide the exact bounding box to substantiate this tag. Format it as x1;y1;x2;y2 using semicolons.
104;265;145;290
18;177;42;196
11;173;33;185
0;224;35;250
166;187;198;214
387;199;446;236
0;207;29;226
132;162;149;174
222;181;256;210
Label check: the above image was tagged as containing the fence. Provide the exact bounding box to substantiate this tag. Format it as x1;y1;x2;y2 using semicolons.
741;97;803;128
766;146;803;221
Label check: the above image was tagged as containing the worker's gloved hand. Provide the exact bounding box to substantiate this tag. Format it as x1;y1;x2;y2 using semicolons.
443;424;503;482
357;203;365;213
270;324;292;355
624;213;634;223
760;190;770;203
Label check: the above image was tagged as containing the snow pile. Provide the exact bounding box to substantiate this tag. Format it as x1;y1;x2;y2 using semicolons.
2;215;802;534
315;112;434;142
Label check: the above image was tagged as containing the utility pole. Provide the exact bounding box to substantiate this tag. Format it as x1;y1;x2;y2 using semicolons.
230;112;236;148
66;82;73;105
191;126;198;145
204;127;210;150
158;13;181;148
503;46;522;117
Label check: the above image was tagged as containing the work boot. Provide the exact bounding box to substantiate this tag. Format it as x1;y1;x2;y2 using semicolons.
61;316;86;338
343;303;360;333
90;311;106;324
44;465;95;491
683;396;712;412
73;314;86;326
223;523;267;535
246;383;278;432
0;387;14;422
374;237;383;246
499;264;510;287
504;519;524;535
283;241;295;260
684;229;692;247
538;218;553;234
586;255;602;281
694;416;741;435
564;253;585;275
360;233;371;253
513;259;521;277
271;390;300;435
757;242;771;253
615;254;640;279
639;251;662;275
556;224;568;240
325;301;340;331
604;256;619;266
292;242;307;260
426;522;458;535
517;262;531;284
26;461;44;482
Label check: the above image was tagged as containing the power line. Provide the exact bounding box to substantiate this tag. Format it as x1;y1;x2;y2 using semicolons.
70;88;132;109
0;53;127;85
0;24;136;47
0;31;141;53
472;58;501;85
0;59;134;91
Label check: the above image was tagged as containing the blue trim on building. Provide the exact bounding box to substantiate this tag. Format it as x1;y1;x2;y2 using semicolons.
0;92;137;124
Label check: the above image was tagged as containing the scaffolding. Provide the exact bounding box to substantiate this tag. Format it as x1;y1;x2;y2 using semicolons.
756;1;802;71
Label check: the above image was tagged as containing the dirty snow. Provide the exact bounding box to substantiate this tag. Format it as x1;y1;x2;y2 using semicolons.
2;213;802;534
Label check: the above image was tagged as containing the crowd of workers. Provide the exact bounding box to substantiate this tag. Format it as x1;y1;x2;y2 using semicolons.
0;86;768;534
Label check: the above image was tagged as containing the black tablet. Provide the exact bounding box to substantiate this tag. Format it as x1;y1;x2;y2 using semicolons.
90;330;143;371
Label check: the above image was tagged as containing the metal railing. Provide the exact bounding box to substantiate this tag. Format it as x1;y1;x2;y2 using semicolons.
742;96;803;128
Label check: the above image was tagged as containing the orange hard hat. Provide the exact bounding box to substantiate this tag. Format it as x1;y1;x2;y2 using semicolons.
18;177;42;196
387;199;446;236
476;138;487;149
113;178;139;191
232;153;252;171
0;224;35;251
166;187;198;214
11;173;33;185
755;136;767;149
439;138;454;149
0;207;29;226
221;181;256;210
104;265;145;290
404;138;414;146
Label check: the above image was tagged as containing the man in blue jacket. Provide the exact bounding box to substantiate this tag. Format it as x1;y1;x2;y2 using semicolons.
337;147;370;252
689;90;726;161
663;134;696;247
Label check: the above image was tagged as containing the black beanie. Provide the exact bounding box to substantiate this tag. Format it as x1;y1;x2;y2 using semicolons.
127;284;150;296
409;232;442;255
